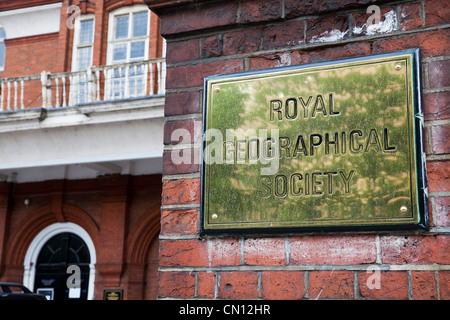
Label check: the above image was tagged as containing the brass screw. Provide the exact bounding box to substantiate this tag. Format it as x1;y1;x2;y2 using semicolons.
211;214;218;220
215;88;220;93
400;206;407;213
395;64;402;71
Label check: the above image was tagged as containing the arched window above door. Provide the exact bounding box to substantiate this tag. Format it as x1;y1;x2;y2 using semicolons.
37;232;90;266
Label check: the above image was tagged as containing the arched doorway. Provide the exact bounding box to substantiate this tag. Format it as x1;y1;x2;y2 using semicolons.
33;232;90;300
23;223;96;300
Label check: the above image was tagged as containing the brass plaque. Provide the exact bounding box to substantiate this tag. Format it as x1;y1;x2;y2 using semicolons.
103;289;123;300
201;49;427;234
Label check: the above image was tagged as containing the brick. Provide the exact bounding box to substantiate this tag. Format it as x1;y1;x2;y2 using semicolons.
162;149;200;175
428;60;450;89
262;20;305;50
375;29;450;57
380;235;450;264
423;91;450;121
400;3;423;31
428;197;435;226
218;272;258;299
261;271;305;300
291;42;371;65
434;196;450;227
359;271;408;300
425;0;450;27
160;238;241;268
439;271;450;299
223;28;263;56
309;271;354;299
197;272;215;298
249;54;286;71
165;91;200;116
159;2;238;36
160;208;199;235
244;238;286;266
430;125;450;154
158;271;195;298
161;178;200;205
201;35;222;58
411;271;438;300
166;59;244;89
289;235;377;265
241;0;282;24
166;39;199;64
207;238;241;266
306;15;349;43
285;0;372;19
160;239;209;267
424;126;430;154
163;119;202;145
426;161;450;193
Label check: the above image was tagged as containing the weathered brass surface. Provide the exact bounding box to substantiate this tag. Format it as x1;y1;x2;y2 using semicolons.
202;51;423;232
103;289;123;300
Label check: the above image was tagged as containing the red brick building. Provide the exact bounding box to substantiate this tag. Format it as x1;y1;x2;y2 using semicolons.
150;0;449;300
0;0;165;300
0;0;449;301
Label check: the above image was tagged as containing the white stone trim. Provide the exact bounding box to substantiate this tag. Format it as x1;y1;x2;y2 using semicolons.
0;3;62;39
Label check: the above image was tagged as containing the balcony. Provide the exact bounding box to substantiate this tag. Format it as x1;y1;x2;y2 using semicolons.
0;58;166;183
0;58;166;111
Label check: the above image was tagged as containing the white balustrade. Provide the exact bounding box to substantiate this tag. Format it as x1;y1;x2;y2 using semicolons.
0;58;165;111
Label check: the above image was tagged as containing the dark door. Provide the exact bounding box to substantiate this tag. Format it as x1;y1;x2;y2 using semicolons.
34;232;90;300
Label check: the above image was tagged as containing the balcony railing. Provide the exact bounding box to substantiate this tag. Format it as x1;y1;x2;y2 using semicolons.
0;58;166;112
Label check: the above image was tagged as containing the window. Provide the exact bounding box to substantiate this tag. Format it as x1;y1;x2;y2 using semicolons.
109;9;149;64
107;6;150;98
72;16;94;71
0;27;6;71
71;16;95;103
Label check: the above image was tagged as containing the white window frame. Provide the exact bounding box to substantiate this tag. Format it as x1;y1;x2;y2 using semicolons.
106;5;150;65
71;14;95;72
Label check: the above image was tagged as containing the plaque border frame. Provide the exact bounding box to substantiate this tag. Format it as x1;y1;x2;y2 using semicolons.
200;49;428;236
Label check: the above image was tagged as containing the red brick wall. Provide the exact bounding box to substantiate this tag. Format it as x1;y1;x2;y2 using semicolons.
150;0;450;300
3;33;60;108
3;33;60;78
0;174;161;300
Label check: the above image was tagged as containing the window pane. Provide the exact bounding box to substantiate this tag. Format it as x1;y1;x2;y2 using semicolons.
130;41;145;59
128;65;143;77
114;67;122;78
78;47;92;70
129;76;144;96
132;11;148;37
79;19;94;45
113;43;127;61
0;42;5;68
115;15;129;39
